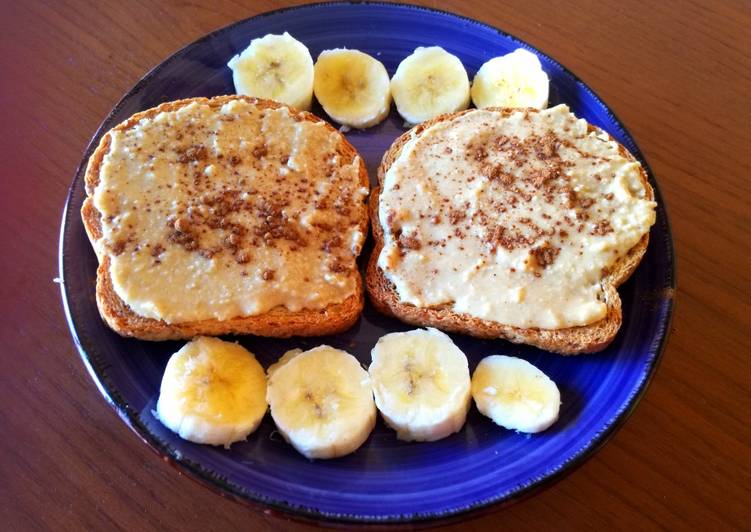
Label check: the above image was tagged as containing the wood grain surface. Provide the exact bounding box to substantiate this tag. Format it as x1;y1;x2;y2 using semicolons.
1;0;749;530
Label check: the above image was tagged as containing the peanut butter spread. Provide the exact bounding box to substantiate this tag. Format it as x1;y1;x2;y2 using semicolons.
377;105;656;329
93;99;367;323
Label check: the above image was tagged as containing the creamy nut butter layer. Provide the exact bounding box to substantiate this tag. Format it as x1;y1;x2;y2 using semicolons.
377;105;656;329
93;99;367;323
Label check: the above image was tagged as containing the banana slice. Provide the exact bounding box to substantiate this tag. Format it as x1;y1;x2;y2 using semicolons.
266;345;376;459
390;46;470;124
313;48;391;128
227;32;314;110
471;355;560;433
369;328;471;442
470;48;549;110
156;336;267;447
266;348;302;378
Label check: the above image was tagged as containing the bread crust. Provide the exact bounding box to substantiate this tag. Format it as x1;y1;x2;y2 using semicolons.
366;108;653;355
82;95;369;340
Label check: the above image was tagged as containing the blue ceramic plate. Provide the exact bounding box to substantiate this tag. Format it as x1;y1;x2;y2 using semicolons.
59;2;675;524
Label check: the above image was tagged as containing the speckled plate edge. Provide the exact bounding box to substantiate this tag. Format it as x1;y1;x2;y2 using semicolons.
58;1;676;525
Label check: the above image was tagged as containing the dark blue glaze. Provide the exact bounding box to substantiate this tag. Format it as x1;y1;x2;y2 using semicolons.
59;2;675;524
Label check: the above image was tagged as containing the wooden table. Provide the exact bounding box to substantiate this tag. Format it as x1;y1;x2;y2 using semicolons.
2;1;749;529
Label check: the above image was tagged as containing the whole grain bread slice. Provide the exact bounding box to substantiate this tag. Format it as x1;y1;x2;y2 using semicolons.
366;108;653;355
82;95;368;340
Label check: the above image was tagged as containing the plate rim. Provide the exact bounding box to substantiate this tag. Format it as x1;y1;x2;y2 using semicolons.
58;1;676;524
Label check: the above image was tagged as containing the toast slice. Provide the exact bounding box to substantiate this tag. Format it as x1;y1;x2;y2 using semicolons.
82;96;369;340
366;107;654;355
